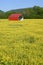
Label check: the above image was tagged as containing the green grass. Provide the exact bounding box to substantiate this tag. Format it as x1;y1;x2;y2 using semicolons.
0;19;43;65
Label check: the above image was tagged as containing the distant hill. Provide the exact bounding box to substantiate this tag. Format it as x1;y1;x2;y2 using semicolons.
0;6;43;19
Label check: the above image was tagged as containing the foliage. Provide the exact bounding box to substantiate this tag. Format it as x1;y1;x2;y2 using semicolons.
0;6;43;19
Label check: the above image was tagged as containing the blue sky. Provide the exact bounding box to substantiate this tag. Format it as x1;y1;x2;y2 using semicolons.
0;0;43;11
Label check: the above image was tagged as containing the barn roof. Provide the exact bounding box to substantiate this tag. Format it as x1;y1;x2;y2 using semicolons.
9;14;22;17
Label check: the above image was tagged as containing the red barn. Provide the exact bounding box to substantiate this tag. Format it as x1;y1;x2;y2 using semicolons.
8;14;23;21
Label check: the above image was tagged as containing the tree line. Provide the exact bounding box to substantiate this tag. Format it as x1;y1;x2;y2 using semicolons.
0;6;43;19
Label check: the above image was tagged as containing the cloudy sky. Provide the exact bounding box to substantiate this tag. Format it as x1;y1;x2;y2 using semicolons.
0;0;43;11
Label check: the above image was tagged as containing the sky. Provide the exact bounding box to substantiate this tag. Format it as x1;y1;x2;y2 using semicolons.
0;0;43;12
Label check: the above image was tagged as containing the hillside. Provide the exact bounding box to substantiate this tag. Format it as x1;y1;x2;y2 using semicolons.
0;6;43;19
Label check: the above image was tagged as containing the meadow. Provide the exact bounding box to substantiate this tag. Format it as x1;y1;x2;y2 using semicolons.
0;19;43;65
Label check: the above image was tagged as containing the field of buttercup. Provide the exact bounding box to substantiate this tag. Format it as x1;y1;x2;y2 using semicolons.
0;19;43;65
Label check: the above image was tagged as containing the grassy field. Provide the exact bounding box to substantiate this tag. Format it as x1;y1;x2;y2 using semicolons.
0;19;43;65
